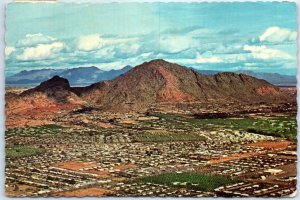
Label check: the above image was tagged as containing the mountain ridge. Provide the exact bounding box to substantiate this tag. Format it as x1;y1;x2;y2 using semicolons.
6;59;292;118
193;69;296;86
6;65;132;86
6;64;296;87
16;59;290;111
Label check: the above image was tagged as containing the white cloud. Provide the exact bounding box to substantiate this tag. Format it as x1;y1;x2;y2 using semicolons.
5;46;16;57
81;36;142;57
187;28;214;37
140;52;152;58
102;37;137;46
244;45;266;52
259;27;297;43
78;34;102;51
94;46;115;58
243;45;293;60
160;36;192;53
118;43;140;54
195;53;222;63
106;38;141;56
244;63;257;67
164;53;222;66
16;33;56;47
16;42;64;61
87;61;125;70
225;53;248;63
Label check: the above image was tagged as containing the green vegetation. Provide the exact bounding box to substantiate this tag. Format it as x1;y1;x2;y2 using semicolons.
41;124;65;130
134;131;205;142
193;116;297;140
6;124;66;137
139;172;236;192
142;113;193;130
151;113;183;121
149;113;297;140
6;145;46;159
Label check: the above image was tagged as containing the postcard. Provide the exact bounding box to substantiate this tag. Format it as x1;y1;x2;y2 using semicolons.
5;2;297;197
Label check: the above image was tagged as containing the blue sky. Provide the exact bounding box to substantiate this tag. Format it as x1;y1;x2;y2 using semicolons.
5;2;297;76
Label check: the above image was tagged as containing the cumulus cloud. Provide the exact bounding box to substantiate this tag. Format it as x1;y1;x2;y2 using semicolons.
160;36;192;53
16;33;56;47
77;36;141;58
16;42;64;61
187;28;214;37
195;53;222;64
117;43;140;55
140;52;152;58
7;26;297;76
84;61;125;71
259;27;297;43
165;53;222;66
243;45;293;60
102;37;138;46
94;46;115;58
5;46;16;57
78;34;102;51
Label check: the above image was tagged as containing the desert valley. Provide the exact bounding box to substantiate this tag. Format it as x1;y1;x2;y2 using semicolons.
5;59;297;197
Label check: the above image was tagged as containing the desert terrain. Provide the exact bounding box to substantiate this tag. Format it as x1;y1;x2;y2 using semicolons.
5;60;297;197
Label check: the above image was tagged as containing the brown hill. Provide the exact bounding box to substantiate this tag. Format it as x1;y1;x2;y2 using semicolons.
6;76;85;128
21;75;85;104
73;59;289;112
6;59;290;117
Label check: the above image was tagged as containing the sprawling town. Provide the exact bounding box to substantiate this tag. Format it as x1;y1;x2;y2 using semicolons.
5;91;297;197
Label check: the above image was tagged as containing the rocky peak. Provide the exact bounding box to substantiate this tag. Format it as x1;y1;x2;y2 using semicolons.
35;76;70;91
145;59;172;68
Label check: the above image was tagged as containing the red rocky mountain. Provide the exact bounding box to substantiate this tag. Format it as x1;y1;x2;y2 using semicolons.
74;59;289;112
7;59;291;116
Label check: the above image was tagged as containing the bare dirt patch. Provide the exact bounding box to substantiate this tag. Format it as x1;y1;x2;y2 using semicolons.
207;152;259;164
6;117;52;129
6;184;38;197
118;119;138;124
114;164;137;171
52;187;112;197
96;122;115;128
256;86;280;95
248;141;290;150
53;161;98;171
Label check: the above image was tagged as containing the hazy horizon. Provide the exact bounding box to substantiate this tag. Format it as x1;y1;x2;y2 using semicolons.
6;59;297;77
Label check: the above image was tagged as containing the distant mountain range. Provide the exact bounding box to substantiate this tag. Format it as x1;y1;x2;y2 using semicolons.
6;65;296;87
193;69;296;86
6;65;132;86
7;59;291;116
